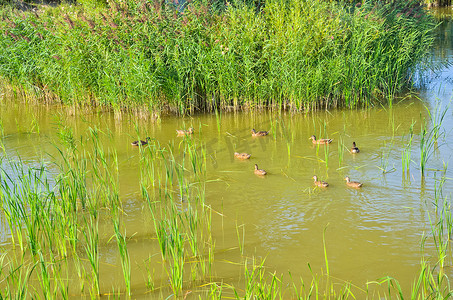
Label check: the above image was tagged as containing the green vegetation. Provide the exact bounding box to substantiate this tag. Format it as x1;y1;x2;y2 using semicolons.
420;102;447;176
0;0;435;115
0;0;449;297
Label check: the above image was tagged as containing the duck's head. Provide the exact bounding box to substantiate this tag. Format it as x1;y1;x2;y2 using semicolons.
309;135;316;140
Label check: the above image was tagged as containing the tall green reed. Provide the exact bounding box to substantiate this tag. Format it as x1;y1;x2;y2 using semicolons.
238;258;282;299
113;218;131;296
140;135;214;295
378;141;396;174
0;0;435;114
402;121;415;175
81;214;100;296
419;103;447;176
1;256;37;298
337;135;345;167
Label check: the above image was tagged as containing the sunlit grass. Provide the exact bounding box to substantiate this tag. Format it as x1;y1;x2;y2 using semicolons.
0;0;435;114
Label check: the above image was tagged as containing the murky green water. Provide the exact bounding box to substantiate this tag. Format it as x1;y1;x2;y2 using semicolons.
1;10;453;298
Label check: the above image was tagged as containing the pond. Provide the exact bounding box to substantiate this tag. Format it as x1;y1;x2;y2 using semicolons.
0;9;453;299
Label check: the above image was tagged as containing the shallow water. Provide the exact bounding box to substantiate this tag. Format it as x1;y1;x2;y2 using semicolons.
1;10;453;299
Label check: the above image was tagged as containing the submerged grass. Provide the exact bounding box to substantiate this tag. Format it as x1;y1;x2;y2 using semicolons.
0;0;435;115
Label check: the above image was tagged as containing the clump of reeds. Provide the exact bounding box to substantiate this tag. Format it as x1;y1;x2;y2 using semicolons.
0;0;435;115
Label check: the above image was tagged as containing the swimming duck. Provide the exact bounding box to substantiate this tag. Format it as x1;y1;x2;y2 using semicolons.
309;135;332;144
254;164;267;176
251;129;269;137
131;137;151;146
176;127;194;135
344;176;363;188
313;175;329;187
351;142;360;153
234;152;251;159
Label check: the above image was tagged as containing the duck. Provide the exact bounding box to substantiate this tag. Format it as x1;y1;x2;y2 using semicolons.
251;129;269;137
254;164;267;176
131;137;151;146
176;127;194;135
309;135;332;144
313;175;329;187
351;142;360;153
234;152;251;159
344;176;363;188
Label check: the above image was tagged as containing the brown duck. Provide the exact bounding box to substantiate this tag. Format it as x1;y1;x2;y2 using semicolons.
344;176;363;188
131;137;151;146
251;129;269;137
309;135;332;144
234;152;251;159
351;142;360;153
254;164;267;176
176;127;194;135
313;175;329;187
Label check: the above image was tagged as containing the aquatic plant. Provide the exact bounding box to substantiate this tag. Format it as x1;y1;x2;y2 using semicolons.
419;103;447;176
113;218;131;296
378;140;396;174
0;0;435;115
82;215;100;296
402;121;415;175
337;135;345;167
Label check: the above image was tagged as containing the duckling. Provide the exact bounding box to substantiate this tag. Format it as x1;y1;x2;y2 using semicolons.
351;142;360;153
234;152;251;159
131;137;151;146
313;175;329;188
176;127;194;136
251;129;269;137
309;135;332;144
344;176;363;188
254;164;267;176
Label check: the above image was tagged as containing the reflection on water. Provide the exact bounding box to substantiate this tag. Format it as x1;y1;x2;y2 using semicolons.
1;9;453;298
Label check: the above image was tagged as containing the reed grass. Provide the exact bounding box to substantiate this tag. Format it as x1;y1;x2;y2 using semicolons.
378;141;396;174
337;135;345;167
236;221;246;256
82;214;100;296
112;218;131;296
402;121;415;175
0;0;435;115
419;103;447;176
